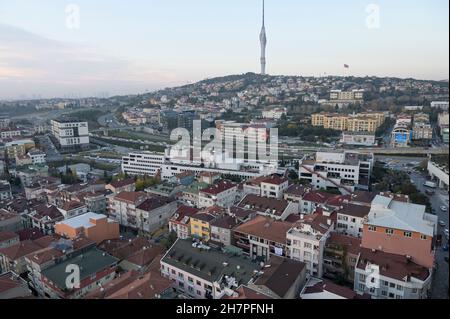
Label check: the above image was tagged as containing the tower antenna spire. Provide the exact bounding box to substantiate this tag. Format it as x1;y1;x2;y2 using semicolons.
262;0;265;27
259;0;267;75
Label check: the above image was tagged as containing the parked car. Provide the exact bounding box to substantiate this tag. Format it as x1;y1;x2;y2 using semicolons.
425;190;435;196
441;206;448;212
439;220;446;227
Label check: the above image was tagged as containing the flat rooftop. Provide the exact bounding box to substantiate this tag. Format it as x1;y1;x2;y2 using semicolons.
162;239;260;285
41;248;118;289
56;212;112;230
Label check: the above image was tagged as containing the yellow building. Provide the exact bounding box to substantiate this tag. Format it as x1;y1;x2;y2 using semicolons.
5;139;36;159
190;213;215;241
346;117;379;133
311;112;386;133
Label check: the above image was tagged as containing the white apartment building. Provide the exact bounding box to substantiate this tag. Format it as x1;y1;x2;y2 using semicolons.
354;248;432;299
430;101;449;110
28;149;46;165
0;129;21;140
262;107;287;120
51;119;89;149
121;152;165;177
198;181;238;209
160;163;263;181
107;192;148;228
299;151;374;194
243;175;289;199
336;203;370;238
329;89;364;102
286;214;333;278
261;175;289;199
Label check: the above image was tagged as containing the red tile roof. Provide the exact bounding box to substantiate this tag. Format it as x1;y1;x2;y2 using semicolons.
336;203;371;218
357;248;430;281
238;194;289;216
114;191;147;204
326;233;362;255
303;279;363;299
235;216;293;244
108;178;135;189
200;180;236;195
0;240;42;260
0;231;19;243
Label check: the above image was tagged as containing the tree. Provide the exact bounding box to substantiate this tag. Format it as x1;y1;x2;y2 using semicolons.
160;231;178;250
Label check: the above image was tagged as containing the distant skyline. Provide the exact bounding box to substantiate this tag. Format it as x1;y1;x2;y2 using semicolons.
0;0;448;100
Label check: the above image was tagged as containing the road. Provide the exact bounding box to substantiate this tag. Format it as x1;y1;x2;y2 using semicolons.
35;135;63;162
377;155;449;299
410;171;449;299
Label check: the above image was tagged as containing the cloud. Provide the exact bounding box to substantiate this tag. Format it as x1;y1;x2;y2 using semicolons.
0;24;181;99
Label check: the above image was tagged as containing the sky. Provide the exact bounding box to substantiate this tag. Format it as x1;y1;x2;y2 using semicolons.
0;0;448;100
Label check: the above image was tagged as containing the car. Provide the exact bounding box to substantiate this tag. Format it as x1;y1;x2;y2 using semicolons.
441;206;448;212
443;245;449;252
439;221;446;227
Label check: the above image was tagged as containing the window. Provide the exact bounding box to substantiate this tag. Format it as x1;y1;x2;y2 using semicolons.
388;293;395;298
358;283;365;291
304;242;312;249
383;281;389;286
196;280;201;286
404;232;412;238
389;283;395;288
368;226;377;232
386;229;394;236
381;290;387;296
396;285;403;291
359;274;366;281
420;234;427;240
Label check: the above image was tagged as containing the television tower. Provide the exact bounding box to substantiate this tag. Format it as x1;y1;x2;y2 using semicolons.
260;0;267;75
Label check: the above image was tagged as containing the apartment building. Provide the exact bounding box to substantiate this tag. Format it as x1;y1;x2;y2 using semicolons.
169;206;199;239
312;112;385;133
55;212;120;244
234;216;293;261
336;203;371;238
323;233;362;284
198;180;238;209
51;119;89;150
354;248;432;299
105;178;136;194
329;89;365;103
0;180;12;201
5;139;35;159
160;239;261;299
361;195;437;268
135;197;178;233
190;209;222;242
238;194;298;221
41;248;118;299
286;211;334;277
107;191;148;228
300;151;374;194
412;113;433;140
121;152;165;177
262;107;287;120
210;215;239;247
